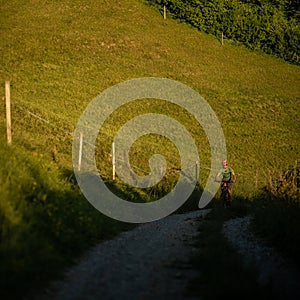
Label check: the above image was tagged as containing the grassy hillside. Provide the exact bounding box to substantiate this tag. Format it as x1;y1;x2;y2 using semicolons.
0;0;299;298
1;0;299;193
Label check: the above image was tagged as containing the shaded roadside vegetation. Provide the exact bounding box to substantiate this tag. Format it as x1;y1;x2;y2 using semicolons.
252;161;300;268
189;162;300;299
0;141;135;300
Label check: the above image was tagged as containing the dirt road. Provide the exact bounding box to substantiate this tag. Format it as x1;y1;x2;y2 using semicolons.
36;209;300;300
37;210;210;300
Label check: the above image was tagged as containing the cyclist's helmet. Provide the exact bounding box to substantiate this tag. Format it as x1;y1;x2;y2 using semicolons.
222;159;228;166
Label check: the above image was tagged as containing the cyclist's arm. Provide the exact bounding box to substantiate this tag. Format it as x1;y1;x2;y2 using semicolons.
232;171;237;182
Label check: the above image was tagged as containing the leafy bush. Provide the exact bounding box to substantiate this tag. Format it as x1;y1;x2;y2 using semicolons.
147;0;300;64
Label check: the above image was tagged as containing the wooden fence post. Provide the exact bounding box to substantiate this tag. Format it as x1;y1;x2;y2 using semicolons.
78;132;83;171
163;5;166;19
5;81;12;145
112;142;116;180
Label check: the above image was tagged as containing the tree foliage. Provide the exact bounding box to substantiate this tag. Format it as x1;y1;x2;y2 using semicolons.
148;0;299;64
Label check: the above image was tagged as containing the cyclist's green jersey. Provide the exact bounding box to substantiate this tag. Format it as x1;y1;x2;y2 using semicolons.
218;167;234;181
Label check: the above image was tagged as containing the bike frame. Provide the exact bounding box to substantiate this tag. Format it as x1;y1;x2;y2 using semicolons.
220;180;232;208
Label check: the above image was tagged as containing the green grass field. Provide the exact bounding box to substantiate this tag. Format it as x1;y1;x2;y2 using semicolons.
0;0;299;298
2;0;299;192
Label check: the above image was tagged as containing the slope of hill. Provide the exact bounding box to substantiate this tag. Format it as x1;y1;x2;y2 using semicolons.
1;0;299;193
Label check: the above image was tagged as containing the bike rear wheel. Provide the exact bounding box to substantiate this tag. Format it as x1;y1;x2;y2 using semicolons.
221;188;231;208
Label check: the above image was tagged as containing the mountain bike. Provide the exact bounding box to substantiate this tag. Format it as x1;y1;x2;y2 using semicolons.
220;180;233;208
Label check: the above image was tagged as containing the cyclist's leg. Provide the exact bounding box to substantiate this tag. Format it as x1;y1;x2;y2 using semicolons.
227;183;233;206
220;184;226;207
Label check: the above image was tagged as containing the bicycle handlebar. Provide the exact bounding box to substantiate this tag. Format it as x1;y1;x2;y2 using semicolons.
215;179;235;183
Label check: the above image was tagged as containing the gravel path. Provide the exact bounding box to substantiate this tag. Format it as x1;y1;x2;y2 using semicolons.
36;211;300;300
38;210;210;300
223;216;300;300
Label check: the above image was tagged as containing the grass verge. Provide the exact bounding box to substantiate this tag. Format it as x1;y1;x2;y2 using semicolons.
251;162;300;268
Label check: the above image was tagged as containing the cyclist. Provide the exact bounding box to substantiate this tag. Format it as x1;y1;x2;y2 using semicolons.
215;159;237;205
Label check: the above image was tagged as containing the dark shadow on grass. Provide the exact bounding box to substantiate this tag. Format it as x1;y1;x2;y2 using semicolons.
0;167;135;300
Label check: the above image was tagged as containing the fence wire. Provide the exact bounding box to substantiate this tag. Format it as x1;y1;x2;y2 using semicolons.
4;98;261;184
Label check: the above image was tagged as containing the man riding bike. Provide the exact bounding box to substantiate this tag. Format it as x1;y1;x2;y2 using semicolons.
215;159;237;207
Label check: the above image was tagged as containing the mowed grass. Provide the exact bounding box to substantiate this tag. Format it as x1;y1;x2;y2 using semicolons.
1;0;299;196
